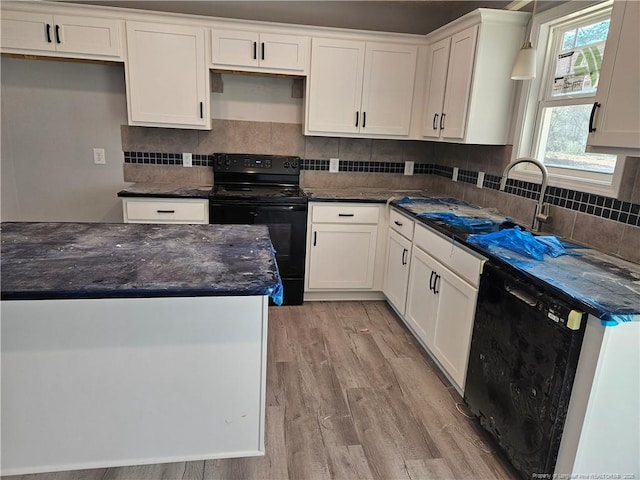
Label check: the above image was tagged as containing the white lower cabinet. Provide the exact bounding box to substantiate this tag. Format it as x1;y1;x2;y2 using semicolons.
383;210;415;314
384;209;484;393
305;202;386;298
122;197;209;224
307;223;378;290
405;243;479;392
383;230;412;314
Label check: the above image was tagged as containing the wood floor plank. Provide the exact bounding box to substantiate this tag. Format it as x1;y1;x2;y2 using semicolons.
285;414;331;480
203;406;288;480
20;470;107;480
268;306;296;363
405;458;457;479
317;412;360;447
346;387;439;480
325;445;375;480
389;356;512;480
349;332;401;390
102;461;203;480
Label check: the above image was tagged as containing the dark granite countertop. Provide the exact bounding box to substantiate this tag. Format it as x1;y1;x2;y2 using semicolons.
1;222;283;303
390;199;640;326
118;183;212;199
304;188;429;203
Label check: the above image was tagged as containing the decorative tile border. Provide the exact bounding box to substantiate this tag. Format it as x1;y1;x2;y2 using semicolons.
124;152;214;167
122;151;639;227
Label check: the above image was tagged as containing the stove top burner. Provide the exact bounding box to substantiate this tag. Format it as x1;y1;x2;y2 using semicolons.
210;185;307;203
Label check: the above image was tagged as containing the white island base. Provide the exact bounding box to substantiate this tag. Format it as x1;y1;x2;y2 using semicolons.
1;295;268;476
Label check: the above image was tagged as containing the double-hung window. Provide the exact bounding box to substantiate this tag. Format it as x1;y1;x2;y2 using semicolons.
512;1;626;197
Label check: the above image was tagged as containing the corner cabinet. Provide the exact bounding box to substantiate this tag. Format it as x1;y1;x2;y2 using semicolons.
421;9;529;144
211;29;309;73
125;22;210;129
586;0;640;155
305;39;418;137
1;9;123;60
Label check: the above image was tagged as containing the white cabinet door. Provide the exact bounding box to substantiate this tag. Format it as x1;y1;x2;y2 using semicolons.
430;263;478;391
422;37;450;139
306;39;417;136
307;38;365;135
1;11;121;59
587;0;640;153
211;29;260;68
440;25;477;140
405;246;439;346
360;42;418;135
383;230;412;315
1;11;55;51
211;30;308;71
126;22;210;129
307;224;377;290
260;33;308;71
405;245;478;392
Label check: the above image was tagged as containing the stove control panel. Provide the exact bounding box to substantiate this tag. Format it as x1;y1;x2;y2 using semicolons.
214;154;300;174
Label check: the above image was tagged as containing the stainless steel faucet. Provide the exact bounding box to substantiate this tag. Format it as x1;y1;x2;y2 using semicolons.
499;156;551;232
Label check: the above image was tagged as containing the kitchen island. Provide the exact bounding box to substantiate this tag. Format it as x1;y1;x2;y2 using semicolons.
1;222;282;475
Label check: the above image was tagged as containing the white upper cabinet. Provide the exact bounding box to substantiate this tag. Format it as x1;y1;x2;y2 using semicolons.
421;10;528;144
1;9;123;60
211;29;309;73
422;38;451;139
586;0;640;155
306;38;418;137
125;22;210;129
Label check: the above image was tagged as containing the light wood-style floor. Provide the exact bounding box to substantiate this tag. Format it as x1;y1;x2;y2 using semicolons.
4;301;517;480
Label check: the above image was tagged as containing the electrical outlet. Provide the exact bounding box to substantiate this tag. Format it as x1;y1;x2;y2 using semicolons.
329;158;339;173
477;171;485;189
452;167;459;182
182;152;192;167
93;148;106;165
404;161;414;176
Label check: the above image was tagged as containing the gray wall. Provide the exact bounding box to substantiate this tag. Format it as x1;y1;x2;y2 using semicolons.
1;57;128;222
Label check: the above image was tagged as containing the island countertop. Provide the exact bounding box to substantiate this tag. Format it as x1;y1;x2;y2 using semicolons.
0;222;283;303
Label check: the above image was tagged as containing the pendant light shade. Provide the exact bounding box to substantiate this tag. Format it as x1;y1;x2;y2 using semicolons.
511;0;537;80
511;41;536;80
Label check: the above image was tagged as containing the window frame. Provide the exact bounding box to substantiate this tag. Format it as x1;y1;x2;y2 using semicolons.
510;0;628;198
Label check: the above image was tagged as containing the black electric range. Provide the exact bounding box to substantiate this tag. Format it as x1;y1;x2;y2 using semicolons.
209;153;308;305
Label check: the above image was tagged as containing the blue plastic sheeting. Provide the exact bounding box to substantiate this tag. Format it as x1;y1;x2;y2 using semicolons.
396;196;472;206
467;227;568;260
418;212;502;233
267;281;284;305
473;242;640;326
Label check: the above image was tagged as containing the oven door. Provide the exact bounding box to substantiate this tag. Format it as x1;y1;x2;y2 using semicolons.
209;202;307;278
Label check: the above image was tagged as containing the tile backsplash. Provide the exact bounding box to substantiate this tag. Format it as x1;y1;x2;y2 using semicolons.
121;119;639;263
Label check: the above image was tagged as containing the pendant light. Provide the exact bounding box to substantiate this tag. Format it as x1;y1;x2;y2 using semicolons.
511;0;537;80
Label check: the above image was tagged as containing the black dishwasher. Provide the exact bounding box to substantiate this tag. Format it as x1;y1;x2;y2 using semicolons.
464;262;586;480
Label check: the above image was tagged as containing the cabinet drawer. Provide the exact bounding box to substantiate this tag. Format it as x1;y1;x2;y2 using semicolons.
413;223;484;286
311;204;380;224
123;199;208;224
389;209;414;239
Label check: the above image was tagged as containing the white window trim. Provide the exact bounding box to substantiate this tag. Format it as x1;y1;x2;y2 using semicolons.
510;0;627;198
